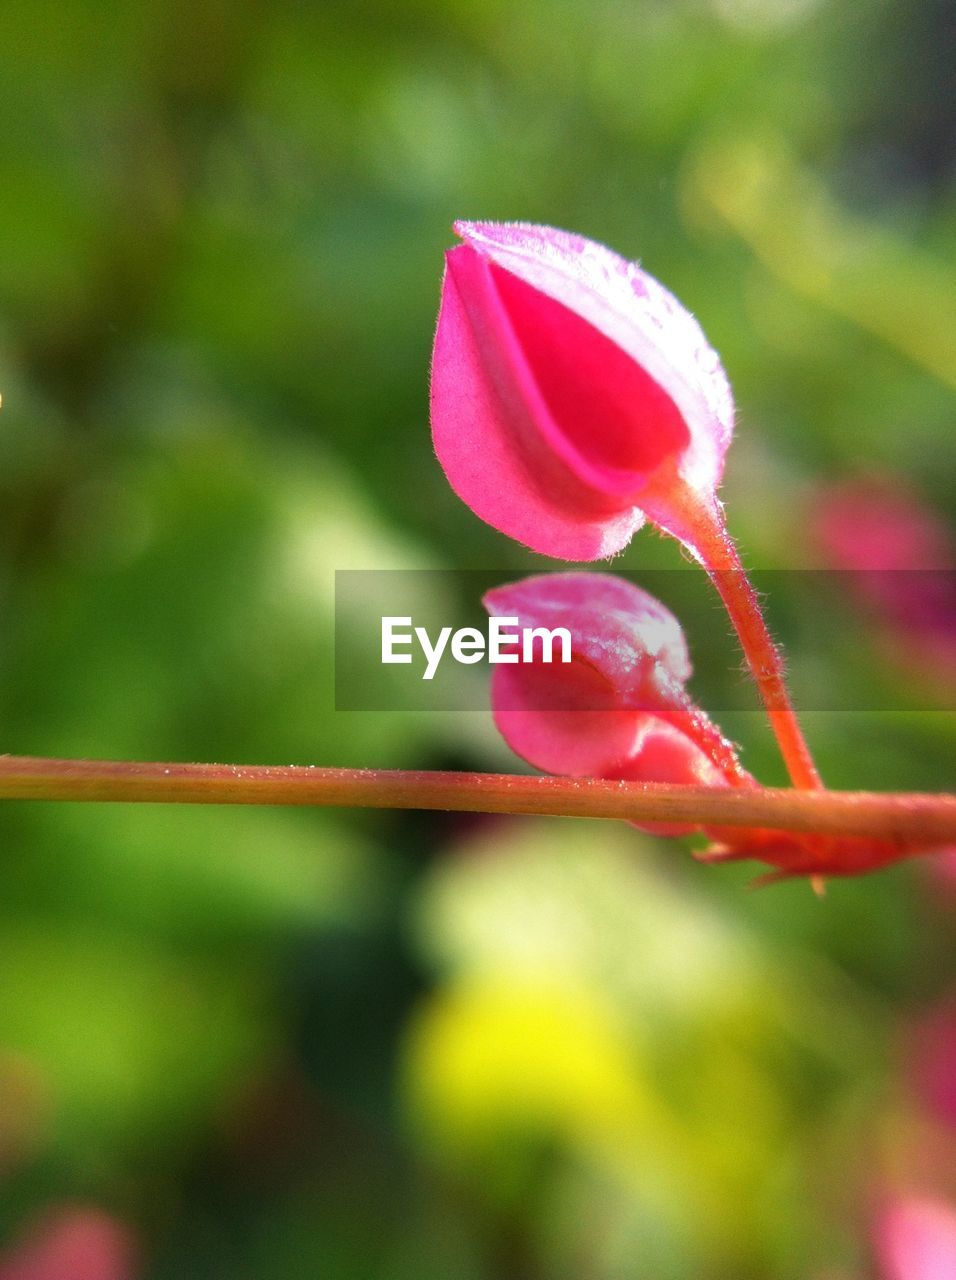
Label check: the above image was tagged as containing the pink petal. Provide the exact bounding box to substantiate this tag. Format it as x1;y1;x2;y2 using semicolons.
482;571;744;815
614;719;730;835
876;1198;956;1280
615;720;728;788
487;258;690;487
431;248;645;559
489;658;645;776
455;221;734;496
484;573;694;778
484;572;691;699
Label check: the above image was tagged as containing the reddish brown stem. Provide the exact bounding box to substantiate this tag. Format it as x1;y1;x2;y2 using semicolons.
669;492;823;790
0;755;953;845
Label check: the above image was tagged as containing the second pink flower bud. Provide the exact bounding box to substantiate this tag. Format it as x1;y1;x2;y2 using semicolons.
483;573;751;833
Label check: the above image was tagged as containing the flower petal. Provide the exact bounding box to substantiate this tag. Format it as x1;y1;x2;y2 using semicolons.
431;250;644;559
489;658;645;776
613;719;730;835
487;258;690;488
484;573;695;779
455;220;734;496
484;572;692;701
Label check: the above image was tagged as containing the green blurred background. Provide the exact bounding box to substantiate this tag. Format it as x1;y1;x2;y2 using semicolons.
0;0;954;1276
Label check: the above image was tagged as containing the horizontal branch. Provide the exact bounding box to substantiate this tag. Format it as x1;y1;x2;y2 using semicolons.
0;755;954;845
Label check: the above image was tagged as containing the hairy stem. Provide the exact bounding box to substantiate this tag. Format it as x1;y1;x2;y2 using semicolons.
0;755;953;845
670;491;823;790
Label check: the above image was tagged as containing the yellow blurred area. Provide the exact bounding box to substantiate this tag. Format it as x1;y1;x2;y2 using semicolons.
400;819;874;1268
683;134;956;392
404;975;651;1150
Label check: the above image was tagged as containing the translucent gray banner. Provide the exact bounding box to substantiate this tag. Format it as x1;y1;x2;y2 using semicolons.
334;570;956;712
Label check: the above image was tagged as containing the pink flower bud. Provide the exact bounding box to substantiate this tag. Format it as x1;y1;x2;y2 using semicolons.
431;221;735;559
482;573;746;832
481;572;934;876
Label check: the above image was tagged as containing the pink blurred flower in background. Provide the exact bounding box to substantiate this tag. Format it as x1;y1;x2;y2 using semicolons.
875;1197;956;1280
812;477;954;574
0;1206;135;1280
906;1000;956;1133
431;221;734;560
811;476;956;695
813;478;956;879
